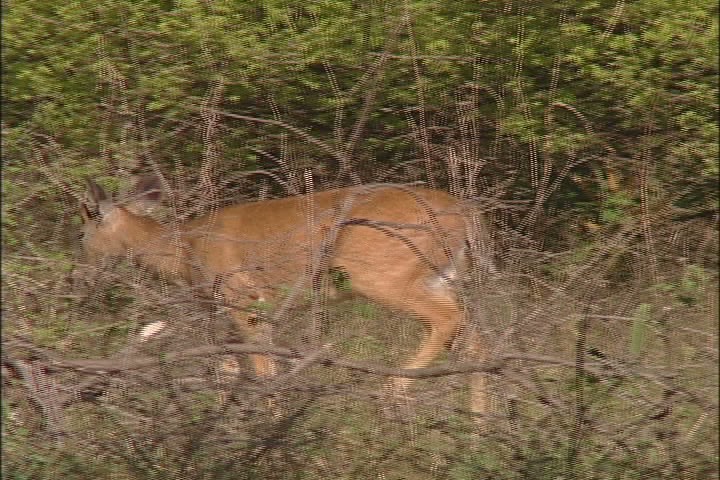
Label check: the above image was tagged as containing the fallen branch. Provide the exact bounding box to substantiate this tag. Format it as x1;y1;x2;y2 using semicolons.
44;342;574;378
4;340;713;411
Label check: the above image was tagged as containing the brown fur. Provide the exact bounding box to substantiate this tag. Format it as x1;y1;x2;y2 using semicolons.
81;178;486;415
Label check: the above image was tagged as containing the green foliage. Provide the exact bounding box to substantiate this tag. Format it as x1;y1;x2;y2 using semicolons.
657;264;711;307
600;191;637;226
329;267;352;292
3;402;112;480
4;0;717;232
250;297;273;313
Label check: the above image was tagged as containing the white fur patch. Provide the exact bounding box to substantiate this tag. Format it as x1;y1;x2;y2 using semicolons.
425;265;457;294
139;321;167;341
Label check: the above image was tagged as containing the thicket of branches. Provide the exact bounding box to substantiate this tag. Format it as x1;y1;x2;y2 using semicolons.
3;1;717;479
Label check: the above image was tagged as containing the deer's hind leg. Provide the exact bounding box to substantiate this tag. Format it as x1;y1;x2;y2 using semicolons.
342;262;462;382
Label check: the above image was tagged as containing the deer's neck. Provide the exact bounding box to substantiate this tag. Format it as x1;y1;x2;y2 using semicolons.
122;214;192;281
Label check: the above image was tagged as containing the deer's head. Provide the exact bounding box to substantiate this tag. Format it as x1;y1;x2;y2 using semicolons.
79;176;163;260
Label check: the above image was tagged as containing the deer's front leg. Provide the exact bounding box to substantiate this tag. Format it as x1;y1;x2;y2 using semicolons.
221;272;277;378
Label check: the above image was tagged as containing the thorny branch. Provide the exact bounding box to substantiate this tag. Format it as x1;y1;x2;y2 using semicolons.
3;337;713;413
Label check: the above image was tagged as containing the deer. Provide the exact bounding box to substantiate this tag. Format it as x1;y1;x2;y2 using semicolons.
79;175;489;417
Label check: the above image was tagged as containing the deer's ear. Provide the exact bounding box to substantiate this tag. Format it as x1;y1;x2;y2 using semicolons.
80;202;93;223
83;178;115;219
85;178;107;204
126;174;163;215
133;175;163;202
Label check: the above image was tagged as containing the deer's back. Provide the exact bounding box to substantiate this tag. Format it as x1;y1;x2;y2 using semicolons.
183;186;465;284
